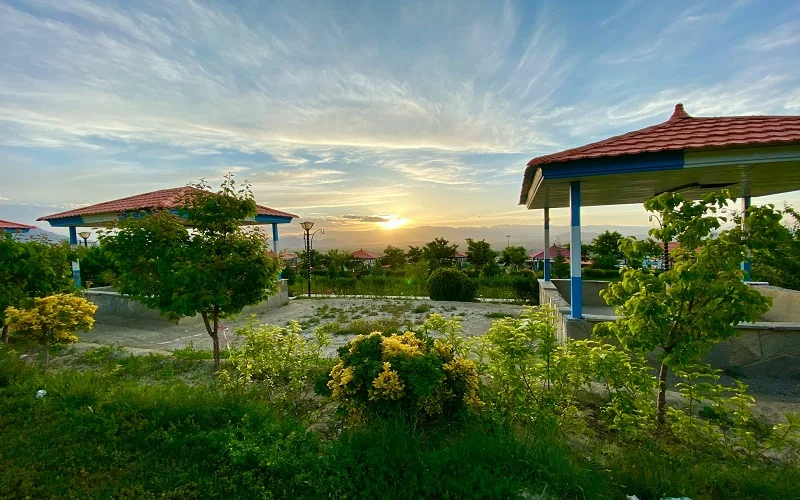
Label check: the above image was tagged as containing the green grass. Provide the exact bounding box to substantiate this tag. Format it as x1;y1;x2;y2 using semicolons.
485;311;516;319
2;346;799;499
412;303;431;314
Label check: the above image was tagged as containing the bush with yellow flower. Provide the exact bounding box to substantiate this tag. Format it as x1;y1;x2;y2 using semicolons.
327;314;480;421
4;293;97;368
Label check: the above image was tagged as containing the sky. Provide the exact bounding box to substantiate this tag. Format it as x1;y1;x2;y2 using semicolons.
1;0;799;241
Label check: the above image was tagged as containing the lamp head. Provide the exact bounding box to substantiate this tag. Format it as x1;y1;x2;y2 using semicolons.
300;221;314;231
78;231;91;240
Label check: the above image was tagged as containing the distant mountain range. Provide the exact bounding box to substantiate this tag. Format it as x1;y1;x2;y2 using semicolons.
278;224;653;253
14;227;69;243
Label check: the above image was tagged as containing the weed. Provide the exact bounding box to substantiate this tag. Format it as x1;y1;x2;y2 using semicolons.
412;303;431;314
485;311;515;319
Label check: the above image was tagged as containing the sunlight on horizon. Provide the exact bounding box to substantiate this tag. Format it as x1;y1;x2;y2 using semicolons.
381;217;409;230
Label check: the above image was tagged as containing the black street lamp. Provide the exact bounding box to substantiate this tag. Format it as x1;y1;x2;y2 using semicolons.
300;221;324;297
78;231;91;248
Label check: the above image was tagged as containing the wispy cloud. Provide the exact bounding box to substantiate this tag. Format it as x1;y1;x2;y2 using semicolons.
744;22;800;51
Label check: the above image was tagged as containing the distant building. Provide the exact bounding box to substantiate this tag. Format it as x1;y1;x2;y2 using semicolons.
527;245;591;270
351;248;379;268
454;250;468;268
0;219;35;234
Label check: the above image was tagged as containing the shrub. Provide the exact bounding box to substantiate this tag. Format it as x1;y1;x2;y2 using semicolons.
4;293;97;369
280;266;297;285
427;268;477;302
509;269;539;304
327;316;480;422
582;268;620;280
221;318;330;412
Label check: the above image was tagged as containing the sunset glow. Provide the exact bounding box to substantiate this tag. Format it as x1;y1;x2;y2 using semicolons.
381;217;409;230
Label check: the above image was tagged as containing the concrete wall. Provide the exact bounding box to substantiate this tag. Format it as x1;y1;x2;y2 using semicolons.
751;284;800;322
87;280;290;325
550;279;611;307
538;278;800;373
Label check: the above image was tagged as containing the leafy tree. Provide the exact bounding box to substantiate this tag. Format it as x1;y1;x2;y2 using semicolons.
5;293;97;370
102;176;282;370
551;254;570;279
482;259;502;278
78;244;117;287
466;238;496;272
596;191;783;426
422;237;457;269
321;249;351;277
591;231;624;261
752;206;800;290
428;268;477;302
407;246;423;264
381;245;407;270
500;246;527;270
0;235;75;343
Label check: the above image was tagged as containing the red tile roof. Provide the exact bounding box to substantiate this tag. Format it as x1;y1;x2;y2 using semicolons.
520;104;800;203
38;187;298;221
454;251;468;258
0;219;36;230
351;248;379;260
528;246;570;260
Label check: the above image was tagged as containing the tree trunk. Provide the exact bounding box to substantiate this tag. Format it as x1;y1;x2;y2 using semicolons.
1;324;8;344
43;347;49;374
657;362;669;427
201;310;222;371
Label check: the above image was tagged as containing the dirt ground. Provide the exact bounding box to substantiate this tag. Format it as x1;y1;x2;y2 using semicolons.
75;296;800;422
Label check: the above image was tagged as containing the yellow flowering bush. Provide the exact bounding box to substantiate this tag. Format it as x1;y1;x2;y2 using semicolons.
327;315;480;421
4;293;97;368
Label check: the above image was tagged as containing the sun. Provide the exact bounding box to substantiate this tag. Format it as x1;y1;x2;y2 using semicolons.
381;217;408;230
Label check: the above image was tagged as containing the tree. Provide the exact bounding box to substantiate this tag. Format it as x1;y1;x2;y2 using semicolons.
321;249;351;277
482;259;502;277
551;254;570;279
381;245;406;270
422;237;457;270
0;235;75;344
102;175;282;370
407;246;423;264
297;249;322;275
466;238;496;272
752;205;800;290
596;191;783;426
5;294;97;371
589;231;624;269
500;246;527;270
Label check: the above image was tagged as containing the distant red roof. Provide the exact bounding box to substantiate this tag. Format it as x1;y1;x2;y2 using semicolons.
454;251;468;259
0;219;36;230
520;104;800;203
528;245;570;260
38;187;298;221
351;248;379;260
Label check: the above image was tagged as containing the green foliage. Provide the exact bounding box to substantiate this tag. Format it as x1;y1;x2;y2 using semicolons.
101;175;281;369
0;234;75;342
380;245;406;270
320;249;351;277
582;267;621;280
221;319;330;412
406;245;423;264
328;315;480;422
421;237;457;269
465;238;496;271
590;230;625;264
597;191;781;424
280;265;297;285
427;268;477;302
77;244;117;287
752;205;800;290
500;245;527;270
479;306;655;432
412;303;430;314
550;253;570;278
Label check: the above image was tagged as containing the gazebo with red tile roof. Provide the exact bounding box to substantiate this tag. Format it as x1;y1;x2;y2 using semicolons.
1;219;36;234
351;248;379;269
38;186;298;286
519;104;800;319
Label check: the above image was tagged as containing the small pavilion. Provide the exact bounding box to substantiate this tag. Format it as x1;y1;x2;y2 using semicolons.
38;186;298;286
454;251;468;268
1;219;36;234
520;104;800;319
351;248;379;268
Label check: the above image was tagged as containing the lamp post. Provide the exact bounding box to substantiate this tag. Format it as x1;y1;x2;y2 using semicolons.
300;221;324;297
505;235;511;247
78;231;91;248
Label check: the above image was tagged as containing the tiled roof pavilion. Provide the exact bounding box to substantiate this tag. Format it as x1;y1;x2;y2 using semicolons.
1;219;36;233
38;186;298;287
519;104;800;319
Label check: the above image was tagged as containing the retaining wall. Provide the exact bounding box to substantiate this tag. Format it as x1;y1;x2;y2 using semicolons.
86;280;290;325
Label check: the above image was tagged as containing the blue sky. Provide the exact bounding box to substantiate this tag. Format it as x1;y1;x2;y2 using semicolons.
1;0;799;239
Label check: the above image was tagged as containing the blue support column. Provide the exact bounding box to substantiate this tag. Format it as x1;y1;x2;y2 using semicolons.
272;223;281;279
543;207;551;281
569;182;582;319
741;196;752;281
68;226;82;288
